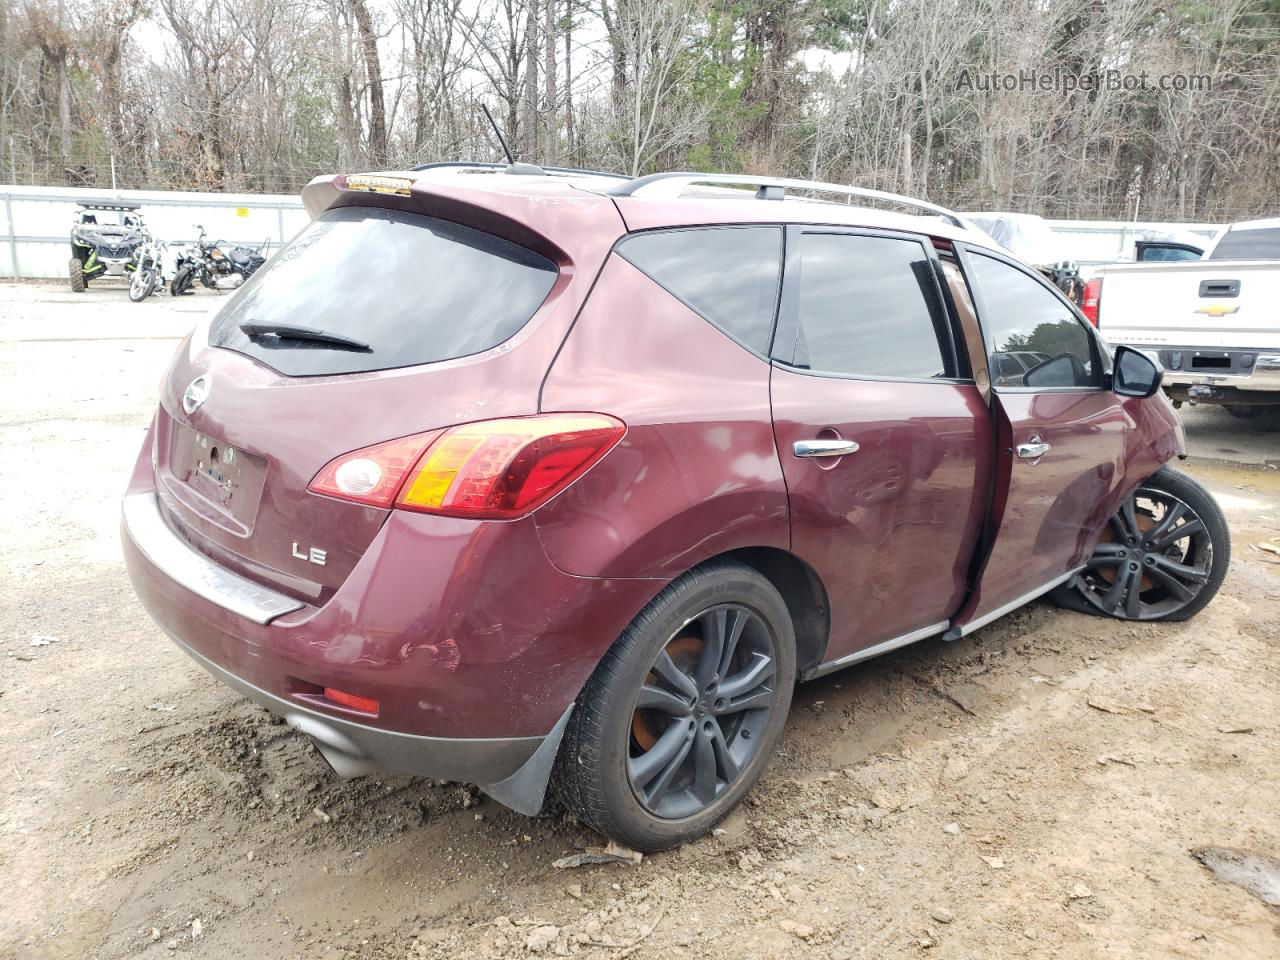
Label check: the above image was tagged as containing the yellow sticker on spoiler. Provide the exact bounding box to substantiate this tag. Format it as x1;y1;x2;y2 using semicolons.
346;175;413;197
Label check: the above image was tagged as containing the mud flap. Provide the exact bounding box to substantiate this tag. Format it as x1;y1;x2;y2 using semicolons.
480;705;574;816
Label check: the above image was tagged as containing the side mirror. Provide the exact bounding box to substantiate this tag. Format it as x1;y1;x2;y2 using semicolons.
1112;345;1163;398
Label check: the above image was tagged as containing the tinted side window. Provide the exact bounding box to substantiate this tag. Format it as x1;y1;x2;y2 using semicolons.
967;253;1099;389
1209;226;1280;260
778;233;949;379
1138;245;1201;262
617;227;782;355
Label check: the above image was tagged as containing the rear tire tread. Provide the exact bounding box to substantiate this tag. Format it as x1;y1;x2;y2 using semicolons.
553;560;794;851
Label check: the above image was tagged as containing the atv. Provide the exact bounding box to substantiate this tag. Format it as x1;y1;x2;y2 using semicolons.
69;202;147;292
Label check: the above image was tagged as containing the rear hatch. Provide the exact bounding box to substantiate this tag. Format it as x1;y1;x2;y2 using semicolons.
152;178;622;605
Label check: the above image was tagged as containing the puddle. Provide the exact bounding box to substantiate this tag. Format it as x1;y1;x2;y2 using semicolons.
1185;457;1280;493
1192;846;1280;913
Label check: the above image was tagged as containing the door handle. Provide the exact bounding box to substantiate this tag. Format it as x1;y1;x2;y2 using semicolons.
794;439;860;458
1016;437;1051;460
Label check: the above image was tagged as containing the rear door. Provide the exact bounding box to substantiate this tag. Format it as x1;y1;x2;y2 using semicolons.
770;226;991;666
952;244;1127;633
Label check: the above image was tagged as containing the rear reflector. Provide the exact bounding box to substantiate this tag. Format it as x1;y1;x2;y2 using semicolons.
308;414;625;520
323;687;379;714
1081;277;1102;326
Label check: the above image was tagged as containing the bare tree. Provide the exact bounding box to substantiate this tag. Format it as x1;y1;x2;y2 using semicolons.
348;0;387;164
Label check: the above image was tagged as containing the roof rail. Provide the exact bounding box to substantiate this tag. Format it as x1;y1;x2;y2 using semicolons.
411;161;631;181
608;172;972;229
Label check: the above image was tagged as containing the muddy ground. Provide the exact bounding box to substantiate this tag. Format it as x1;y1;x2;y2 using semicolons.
2;280;1278;960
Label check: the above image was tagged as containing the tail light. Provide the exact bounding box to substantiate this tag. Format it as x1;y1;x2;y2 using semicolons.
1081;277;1102;326
309;414;625;519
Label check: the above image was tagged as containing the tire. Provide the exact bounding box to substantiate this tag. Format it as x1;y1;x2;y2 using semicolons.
552;560;796;852
69;258;86;293
1223;406;1280;432
170;265;194;297
1052;465;1229;622
129;267;157;302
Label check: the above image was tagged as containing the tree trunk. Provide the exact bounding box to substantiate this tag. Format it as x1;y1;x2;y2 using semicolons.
563;0;575;163
349;0;387;165
522;0;539;160
543;0;557;163
55;54;71;171
335;74;359;168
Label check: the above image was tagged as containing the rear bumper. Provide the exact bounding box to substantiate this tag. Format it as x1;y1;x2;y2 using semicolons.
170;629;544;782
122;491;546;783
122;471;661;784
1156;349;1280;395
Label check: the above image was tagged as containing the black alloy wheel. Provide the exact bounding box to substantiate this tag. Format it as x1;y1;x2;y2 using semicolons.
627;603;777;819
553;561;795;852
1064;466;1229;622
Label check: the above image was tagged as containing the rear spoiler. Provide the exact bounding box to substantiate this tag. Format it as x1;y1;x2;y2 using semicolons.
299;173;625;267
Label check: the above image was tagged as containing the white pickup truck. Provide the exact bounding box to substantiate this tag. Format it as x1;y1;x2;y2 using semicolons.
1086;217;1280;419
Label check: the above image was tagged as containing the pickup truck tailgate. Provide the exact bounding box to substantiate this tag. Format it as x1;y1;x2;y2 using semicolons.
1098;260;1280;352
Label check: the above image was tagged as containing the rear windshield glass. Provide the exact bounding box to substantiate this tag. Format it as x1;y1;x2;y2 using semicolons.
1209;226;1280;261
208;206;558;376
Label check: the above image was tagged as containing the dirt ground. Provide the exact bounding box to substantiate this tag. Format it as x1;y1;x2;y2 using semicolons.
2;279;1278;960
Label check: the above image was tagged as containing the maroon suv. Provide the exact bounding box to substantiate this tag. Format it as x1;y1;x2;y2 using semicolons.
123;167;1229;850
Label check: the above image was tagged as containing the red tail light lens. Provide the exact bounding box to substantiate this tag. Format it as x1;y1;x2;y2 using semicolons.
398;414;625;518
1081;277;1102;326
308;414;625;519
308;430;441;508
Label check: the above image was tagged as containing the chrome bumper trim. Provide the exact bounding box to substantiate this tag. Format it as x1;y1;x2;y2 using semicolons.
122;492;303;624
1163;361;1280;392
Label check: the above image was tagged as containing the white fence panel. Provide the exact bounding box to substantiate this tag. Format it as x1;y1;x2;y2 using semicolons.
1;184;1229;281
1;184;309;279
1043;218;1222;266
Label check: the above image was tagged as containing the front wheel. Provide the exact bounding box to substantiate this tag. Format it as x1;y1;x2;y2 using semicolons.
170;265;194;297
1054;466;1229;622
553;561;795;851
129;266;157;302
69;258;86;292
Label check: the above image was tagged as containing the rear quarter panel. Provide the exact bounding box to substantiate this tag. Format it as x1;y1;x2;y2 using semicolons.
537;253;789;578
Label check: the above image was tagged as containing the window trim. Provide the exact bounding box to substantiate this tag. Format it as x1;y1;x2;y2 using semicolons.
771;225;970;385
954;242;1107;395
614;224;785;361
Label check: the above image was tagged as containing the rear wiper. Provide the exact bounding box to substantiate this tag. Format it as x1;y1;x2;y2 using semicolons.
239;321;370;352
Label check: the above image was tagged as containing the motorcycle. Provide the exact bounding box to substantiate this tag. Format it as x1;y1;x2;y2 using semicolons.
170;225;269;296
128;234;167;302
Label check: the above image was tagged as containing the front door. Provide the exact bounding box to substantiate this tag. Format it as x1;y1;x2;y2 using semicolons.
770;226;991;665
954;245;1128;632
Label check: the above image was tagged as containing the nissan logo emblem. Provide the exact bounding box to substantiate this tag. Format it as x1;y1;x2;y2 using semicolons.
182;375;211;415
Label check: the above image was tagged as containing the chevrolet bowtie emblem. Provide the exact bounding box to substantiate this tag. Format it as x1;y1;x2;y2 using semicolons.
1194;304;1240;318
